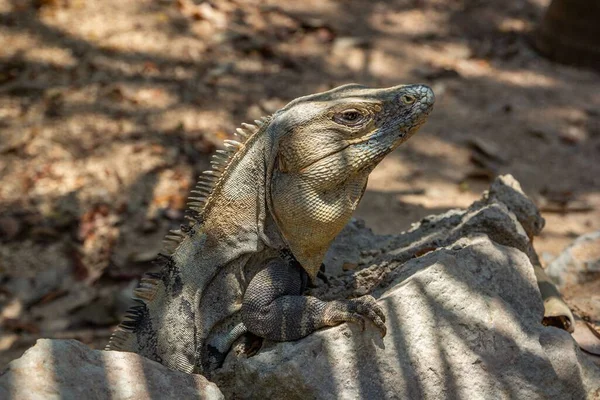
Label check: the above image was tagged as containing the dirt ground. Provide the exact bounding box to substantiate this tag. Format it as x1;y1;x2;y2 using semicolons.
1;0;599;367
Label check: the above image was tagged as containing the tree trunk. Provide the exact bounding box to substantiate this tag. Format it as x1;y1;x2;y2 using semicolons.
534;0;600;71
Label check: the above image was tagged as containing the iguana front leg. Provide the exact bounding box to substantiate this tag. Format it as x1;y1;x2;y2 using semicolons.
241;257;386;341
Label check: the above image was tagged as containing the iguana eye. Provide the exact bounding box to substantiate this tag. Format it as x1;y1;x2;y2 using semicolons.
333;109;365;126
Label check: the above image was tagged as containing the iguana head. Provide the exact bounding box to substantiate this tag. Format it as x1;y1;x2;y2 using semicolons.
272;83;434;176
267;83;435;279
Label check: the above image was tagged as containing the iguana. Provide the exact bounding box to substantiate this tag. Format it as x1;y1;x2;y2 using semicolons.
107;83;435;376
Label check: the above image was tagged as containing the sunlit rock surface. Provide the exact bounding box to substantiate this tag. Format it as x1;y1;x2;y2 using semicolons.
0;339;223;400
546;230;600;289
216;235;600;399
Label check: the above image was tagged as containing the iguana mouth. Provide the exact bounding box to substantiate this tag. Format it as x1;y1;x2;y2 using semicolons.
297;143;352;173
296;125;400;173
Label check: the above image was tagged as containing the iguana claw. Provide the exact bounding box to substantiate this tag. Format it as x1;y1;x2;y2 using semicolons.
323;295;387;337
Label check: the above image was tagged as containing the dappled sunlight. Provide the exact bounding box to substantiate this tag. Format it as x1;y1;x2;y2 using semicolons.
1;0;598;395
375;238;576;396
382;279;453;396
459;63;560;89
365;135;473;190
380;234;546;328
369;8;449;38
538;196;600;259
103;351;151;399
322;327;373;397
1;143;169;202
263;0;339;16
232;233;587;398
23;46;79;69
356;134;481;235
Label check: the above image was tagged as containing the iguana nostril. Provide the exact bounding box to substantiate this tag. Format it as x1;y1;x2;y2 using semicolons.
400;85;435;107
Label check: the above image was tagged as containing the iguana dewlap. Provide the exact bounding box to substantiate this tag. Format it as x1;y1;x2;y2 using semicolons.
107;83;435;375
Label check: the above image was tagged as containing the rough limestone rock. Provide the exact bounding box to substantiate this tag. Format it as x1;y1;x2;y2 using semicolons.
0;339;223;400
546;230;600;289
214;175;600;399
216;236;600;399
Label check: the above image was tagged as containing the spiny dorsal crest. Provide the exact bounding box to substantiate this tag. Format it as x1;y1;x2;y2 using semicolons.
162;116;271;254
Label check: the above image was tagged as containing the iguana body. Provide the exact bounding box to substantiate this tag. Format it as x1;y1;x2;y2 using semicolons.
107;83;435;375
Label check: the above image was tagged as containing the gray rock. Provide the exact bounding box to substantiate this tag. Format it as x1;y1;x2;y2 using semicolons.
484;174;545;238
0;339;223;400
323;218;391;276
215;236;600;399
546;230;600;289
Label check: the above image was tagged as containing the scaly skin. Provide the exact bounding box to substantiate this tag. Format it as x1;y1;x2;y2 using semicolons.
107;83;435;376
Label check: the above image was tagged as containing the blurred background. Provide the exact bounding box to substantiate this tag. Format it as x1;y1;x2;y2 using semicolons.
0;0;599;367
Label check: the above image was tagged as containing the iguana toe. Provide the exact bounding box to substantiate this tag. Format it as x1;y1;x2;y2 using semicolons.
323;295;387;337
